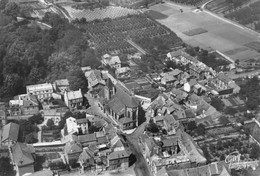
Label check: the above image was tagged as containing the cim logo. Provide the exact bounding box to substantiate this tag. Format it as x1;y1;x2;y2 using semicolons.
225;151;241;169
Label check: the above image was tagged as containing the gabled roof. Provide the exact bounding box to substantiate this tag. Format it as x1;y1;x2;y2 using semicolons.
66;89;83;100
107;55;121;65
154;115;164;122
1;122;19;142
12;142;34;167
26;83;53;92
54;79;69;86
114;82;139;108
76;118;88;124
108;97;125;115
78;133;97;144
97;136;109;145
119;117;133;124
161;137;178;147
78;148;94;163
108;150;130;160
64;142;83;154
88;70;106;87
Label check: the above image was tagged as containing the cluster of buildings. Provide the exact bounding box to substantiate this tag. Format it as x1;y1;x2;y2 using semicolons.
0;79;85;126
0;50;243;176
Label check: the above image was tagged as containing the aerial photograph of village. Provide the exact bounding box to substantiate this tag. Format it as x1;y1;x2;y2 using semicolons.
1;0;260;175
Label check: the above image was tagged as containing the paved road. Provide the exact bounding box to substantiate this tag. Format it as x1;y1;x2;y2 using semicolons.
117;109;153;176
86;94;153;176
117;122;152;176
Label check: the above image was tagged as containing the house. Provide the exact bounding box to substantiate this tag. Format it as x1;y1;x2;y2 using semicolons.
42;109;66;126
66;117;79;134
86;70;106;89
21;95;39;115
53;79;70;94
210;73;240;97
9;94;40;116
102;54;121;69
0;145;9;158
12;142;35;176
161;69;183;86
118;117;134;130
64;89;83;109
107;82;139;127
135;88;160;110
0;107;7;126
160;136;179;156
78;148;95;171
1;122;19;146
166;50;182;62
164;114;179;135
26;83;53;102
108;150;130;170
188;64;212;80
64;141;83;163
78;133;97;147
97;135;109;150
115;67;130;78
76;118;89;134
86;114;106;129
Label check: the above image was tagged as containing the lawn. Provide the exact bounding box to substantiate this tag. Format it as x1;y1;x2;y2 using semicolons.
244;41;260;53
144;10;168;19
183;27;208;36
150;3;260;62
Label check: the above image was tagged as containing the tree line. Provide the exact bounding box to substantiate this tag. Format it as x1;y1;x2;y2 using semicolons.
0;3;100;100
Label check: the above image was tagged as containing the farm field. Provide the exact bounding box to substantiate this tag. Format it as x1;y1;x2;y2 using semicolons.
62;5;138;21
224;0;260;32
205;0;251;15
149;2;260;62
79;14;182;54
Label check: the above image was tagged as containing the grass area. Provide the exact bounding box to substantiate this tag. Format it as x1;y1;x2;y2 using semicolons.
151;3;260;61
183;27;208;36
244;41;260;53
205;0;251;14
144;10;168;19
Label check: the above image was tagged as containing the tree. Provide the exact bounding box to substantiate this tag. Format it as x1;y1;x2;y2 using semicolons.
46;119;55;129
81;48;100;68
27;67;46;85
28;114;44;125
196;123;206;136
3;2;20;18
67;67;88;93
250;143;260;159
1;74;24;98
0;0;8;10
186;121;197;132
0;157;15;176
88;125;100;134
25;133;38;144
146;122;159;133
225;107;237;115
211;97;224;111
219;116;230;126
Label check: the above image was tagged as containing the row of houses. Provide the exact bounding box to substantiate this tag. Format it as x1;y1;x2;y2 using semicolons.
166;50;240;98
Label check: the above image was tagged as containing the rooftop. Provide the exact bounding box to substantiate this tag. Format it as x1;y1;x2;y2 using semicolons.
1;122;19;142
66;89;83;100
26;83;53;92
54;79;69;86
108;150;130;160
